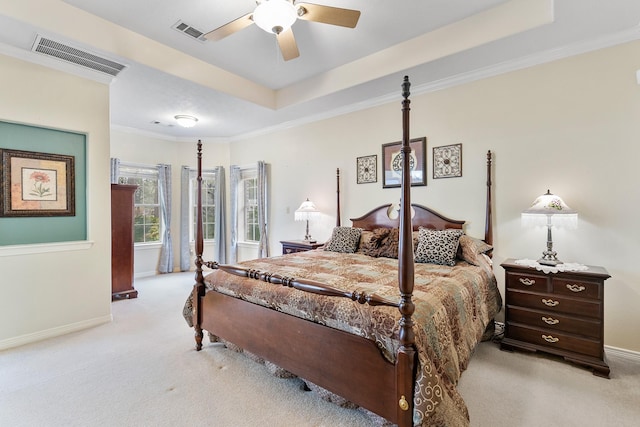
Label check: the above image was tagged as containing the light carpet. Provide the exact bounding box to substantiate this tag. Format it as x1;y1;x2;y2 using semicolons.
1;272;638;426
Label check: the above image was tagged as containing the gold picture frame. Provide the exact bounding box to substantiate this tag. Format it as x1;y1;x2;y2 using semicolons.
0;149;75;217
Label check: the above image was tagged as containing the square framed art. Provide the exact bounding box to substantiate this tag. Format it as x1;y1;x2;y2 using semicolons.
0;148;75;217
382;137;426;188
356;155;377;184
433;143;462;179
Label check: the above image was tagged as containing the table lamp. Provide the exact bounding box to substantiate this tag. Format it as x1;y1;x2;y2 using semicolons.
295;198;320;242
521;190;577;266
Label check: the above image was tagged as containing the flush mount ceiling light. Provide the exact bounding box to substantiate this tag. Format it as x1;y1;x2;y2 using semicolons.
174;115;198;128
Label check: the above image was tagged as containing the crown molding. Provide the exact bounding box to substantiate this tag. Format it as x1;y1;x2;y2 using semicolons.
230;25;640;142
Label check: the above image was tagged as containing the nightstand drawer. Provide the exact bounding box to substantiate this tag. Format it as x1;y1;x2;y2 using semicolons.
507;306;601;338
507;290;600;318
506;272;549;293
281;240;324;255
552;277;600;299
507;324;602;359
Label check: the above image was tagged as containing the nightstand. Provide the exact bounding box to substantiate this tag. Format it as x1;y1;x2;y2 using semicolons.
280;240;324;255
500;258;611;378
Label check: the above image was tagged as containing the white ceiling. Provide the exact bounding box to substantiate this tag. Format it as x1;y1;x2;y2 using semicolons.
1;0;639;141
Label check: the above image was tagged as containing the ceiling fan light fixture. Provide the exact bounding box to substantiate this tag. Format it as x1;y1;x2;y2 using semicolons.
253;0;297;34
174;115;198;128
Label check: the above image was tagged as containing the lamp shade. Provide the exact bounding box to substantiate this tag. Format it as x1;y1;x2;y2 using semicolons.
522;190;578;229
253;0;298;34
295;198;320;221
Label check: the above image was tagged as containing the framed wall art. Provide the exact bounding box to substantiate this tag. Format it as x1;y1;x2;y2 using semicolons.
433;143;462;179
0;148;75;217
382;137;426;188
356;154;377;184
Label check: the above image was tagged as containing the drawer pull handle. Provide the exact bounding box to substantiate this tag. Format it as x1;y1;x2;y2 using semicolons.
399;395;409;411
542;335;559;343
519;278;535;286
542;316;559;325
542;299;559;307
566;284;586;293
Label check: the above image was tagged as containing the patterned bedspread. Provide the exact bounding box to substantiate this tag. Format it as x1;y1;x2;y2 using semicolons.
183;249;502;426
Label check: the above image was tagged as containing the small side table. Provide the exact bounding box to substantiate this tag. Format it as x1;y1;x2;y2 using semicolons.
500;258;611;377
280;240;324;255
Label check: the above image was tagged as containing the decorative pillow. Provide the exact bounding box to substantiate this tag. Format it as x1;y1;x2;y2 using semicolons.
414;228;464;266
324;227;363;253
457;234;493;266
356;230;375;253
360;228;400;259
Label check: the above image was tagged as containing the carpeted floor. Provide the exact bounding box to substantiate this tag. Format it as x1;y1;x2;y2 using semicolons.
1;272;638;426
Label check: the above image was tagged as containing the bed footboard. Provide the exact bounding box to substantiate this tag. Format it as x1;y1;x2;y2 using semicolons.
201;290;399;421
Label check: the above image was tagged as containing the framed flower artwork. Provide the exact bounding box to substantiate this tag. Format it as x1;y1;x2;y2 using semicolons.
356;155;377;184
433;143;462;179
0;149;75;217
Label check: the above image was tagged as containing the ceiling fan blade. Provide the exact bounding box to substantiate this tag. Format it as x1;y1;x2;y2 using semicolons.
204;12;254;42
276;28;300;61
296;3;361;28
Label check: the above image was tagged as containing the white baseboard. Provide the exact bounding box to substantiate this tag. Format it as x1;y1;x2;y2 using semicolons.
0;314;112;351
605;345;640;363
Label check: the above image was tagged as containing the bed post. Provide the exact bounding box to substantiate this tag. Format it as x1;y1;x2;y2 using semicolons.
485;150;493;246
193;140;205;351
336;168;341;226
396;76;417;427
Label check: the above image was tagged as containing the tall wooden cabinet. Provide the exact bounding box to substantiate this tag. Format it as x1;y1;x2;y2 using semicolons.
111;184;138;300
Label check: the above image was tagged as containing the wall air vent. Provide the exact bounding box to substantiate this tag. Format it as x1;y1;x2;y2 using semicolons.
172;20;207;42
31;36;126;77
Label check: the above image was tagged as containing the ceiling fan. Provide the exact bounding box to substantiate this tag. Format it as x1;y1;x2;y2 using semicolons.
204;0;361;61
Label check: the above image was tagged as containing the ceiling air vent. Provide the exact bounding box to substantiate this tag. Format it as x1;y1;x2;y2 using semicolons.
172;20;207;42
32;36;126;77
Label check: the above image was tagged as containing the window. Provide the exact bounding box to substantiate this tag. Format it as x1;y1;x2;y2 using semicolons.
243;177;260;242
191;172;216;241
235;168;261;244
118;164;161;244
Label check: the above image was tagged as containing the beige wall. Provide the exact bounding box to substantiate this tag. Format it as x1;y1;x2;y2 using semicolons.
228;41;640;353
0;54;112;349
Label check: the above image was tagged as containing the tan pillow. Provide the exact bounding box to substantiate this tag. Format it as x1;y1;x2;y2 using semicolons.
360;228;398;258
356;230;374;253
457;234;493;266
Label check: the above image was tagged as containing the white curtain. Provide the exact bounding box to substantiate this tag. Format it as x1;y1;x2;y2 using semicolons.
179;166;191;271
257;161;269;258
110;158;120;183
213;166;227;264
157;164;173;273
229;166;241;264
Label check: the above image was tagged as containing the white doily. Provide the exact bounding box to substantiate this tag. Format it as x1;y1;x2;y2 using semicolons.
514;259;588;274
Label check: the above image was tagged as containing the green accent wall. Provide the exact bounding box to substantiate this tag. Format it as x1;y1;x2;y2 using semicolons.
0;121;87;245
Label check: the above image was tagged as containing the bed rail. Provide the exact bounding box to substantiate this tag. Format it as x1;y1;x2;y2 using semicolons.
203;261;398;307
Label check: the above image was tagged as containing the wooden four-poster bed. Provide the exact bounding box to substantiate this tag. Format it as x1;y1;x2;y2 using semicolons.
184;77;502;426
